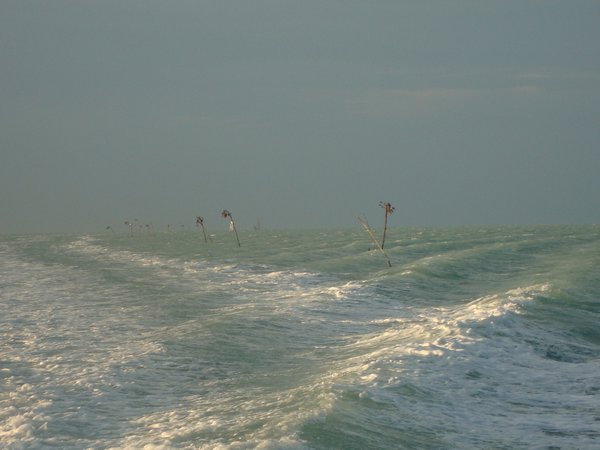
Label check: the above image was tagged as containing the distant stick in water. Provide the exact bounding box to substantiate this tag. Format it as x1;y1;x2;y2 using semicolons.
221;209;241;247
358;215;392;267
124;221;133;236
379;201;395;249
196;216;208;243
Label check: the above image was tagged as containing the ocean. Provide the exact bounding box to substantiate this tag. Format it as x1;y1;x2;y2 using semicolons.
1;225;599;449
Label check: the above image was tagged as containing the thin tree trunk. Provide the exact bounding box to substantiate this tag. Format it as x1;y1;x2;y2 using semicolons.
231;219;241;247
196;217;208;243
222;210;241;247
358;215;392;267
379;201;395;249
382;210;389;249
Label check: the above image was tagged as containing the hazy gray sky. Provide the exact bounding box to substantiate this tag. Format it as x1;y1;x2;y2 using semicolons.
2;0;599;233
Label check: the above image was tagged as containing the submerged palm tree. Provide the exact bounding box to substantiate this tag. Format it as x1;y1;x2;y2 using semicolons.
379;201;395;249
221;209;241;247
196;216;208;243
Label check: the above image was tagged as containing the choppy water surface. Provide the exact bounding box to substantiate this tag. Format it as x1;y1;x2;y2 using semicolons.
1;225;599;449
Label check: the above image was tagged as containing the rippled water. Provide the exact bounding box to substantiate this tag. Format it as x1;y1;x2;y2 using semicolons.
1;225;599;449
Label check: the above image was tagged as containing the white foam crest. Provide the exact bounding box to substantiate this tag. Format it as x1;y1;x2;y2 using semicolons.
1;251;170;448
506;283;552;300
62;237;371;312
63;238;341;301
65;237;180;270
108;378;335;450
333;284;550;388
314;282;600;448
1;242;353;449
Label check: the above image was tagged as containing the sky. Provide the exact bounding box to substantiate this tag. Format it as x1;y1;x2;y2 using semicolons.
1;0;599;233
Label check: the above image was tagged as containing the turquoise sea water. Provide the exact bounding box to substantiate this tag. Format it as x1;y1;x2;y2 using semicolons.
1;225;599;449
